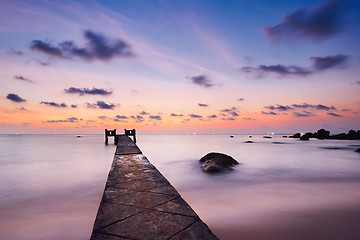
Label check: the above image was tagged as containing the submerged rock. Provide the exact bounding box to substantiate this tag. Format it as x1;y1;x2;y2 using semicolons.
199;152;239;173
244;140;253;143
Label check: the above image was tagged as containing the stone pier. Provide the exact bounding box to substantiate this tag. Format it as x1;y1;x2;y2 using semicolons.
90;135;218;240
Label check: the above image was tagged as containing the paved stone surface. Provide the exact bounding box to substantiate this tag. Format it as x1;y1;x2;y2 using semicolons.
91;135;218;240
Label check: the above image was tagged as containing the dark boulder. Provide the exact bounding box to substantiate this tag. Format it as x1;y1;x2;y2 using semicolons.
290;133;301;138
300;135;310;141
300;132;313;141
314;128;330;140
356;148;360;153
244;140;253;143
199;152;239;173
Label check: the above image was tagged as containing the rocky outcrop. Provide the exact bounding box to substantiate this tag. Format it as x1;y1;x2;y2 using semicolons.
356;148;360;153
199;152;239;173
290;129;360;140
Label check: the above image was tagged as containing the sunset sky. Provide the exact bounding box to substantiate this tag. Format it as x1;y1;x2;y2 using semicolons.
0;0;359;134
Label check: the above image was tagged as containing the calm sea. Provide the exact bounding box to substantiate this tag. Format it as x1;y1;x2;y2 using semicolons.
0;134;360;240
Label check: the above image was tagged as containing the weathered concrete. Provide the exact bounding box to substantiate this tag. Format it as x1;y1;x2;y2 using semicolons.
91;135;218;240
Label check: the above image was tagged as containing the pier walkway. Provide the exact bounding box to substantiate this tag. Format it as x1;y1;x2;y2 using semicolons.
91;135;218;240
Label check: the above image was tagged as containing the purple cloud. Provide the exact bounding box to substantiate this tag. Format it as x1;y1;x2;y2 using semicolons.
188;75;214;88
130;115;144;122
240;64;312;77
189;114;202;118
14;75;35;83
327;112;342;117
265;104;293;111
292;103;336;110
64;87;112;96
149;115;162;120
240;54;348;78
6;93;26;103
170;113;184;117
140;111;150;115
41;101;67;108
115;115;128;119
30;30;135;61
87;101;116;110
243;117;256;121
262;0;343;41
47;117;78;123
310;54;348;70
261;111;278;115
293;111;316;117
208;114;217;119
198;103;208;107
222;117;235;121
238;98;245;101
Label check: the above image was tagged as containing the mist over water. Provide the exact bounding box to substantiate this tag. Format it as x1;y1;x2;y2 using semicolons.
1;134;360;239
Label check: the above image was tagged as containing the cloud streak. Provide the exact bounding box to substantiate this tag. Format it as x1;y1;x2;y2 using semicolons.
30;30;135;61
40;101;67;108
14;75;35;83
47;117;79;123
262;0;343;41
64;87;112;96
240;54;348;77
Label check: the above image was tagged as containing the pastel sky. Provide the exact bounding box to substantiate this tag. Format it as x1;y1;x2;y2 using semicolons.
0;0;359;134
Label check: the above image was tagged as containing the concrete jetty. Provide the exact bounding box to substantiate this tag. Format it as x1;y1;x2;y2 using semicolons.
91;135;218;240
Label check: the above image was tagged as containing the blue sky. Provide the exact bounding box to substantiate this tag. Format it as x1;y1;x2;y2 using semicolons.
0;0;359;134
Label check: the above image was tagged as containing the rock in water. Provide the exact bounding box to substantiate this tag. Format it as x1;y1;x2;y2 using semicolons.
199;152;239;173
356;148;360;153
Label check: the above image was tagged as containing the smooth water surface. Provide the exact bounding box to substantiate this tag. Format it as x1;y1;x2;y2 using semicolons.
1;134;360;239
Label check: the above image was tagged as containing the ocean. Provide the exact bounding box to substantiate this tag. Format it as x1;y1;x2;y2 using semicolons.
0;134;359;240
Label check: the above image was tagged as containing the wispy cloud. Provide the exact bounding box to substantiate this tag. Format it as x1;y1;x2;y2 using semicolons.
30;30;135;61
47;117;79;123
6;93;26;103
64;87;112;96
238;98;245;101
222;117;235;121
198;103;208;107
86;101;117;110
265;104;293;111
262;0;343;41
208;114;217;119
243;117;256;121
189;114;202;118
170;113;184;117
130;115;144;122
219;107;239;117
115;115;128;119
292;103;336;111
241;64;312;77
261;102;344;119
327;112;342;117
7;48;24;56
40;101;67;108
187;75;214;88
293;111;316;118
14;75;35;83
240;54;348;77
149;115;162;120
261;111;278;115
